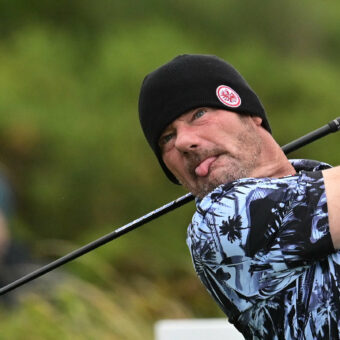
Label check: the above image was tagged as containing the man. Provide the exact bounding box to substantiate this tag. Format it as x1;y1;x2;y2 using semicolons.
138;54;340;339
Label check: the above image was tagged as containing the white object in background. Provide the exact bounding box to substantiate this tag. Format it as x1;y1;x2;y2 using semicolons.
154;318;245;340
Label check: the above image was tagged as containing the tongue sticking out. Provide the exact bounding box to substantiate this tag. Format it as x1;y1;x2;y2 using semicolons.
195;156;217;177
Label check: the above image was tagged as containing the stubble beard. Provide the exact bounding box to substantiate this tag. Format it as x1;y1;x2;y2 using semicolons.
182;126;262;199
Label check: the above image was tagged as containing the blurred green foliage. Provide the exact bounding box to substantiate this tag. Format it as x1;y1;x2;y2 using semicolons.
0;0;339;338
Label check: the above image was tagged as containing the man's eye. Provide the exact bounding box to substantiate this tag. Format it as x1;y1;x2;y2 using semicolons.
193;109;207;120
160;133;174;146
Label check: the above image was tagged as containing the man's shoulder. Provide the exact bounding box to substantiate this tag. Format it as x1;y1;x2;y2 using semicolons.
195;175;296;213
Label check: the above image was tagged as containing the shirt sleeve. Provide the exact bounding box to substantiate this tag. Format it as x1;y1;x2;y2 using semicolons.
187;171;335;304
247;170;335;265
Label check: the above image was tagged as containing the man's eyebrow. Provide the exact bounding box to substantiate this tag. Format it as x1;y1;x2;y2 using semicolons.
158;128;171;146
160;124;174;137
159;107;204;142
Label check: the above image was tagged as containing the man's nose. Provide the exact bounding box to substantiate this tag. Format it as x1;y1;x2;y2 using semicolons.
174;125;200;153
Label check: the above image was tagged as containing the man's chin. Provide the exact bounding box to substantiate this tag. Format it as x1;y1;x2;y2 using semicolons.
180;164;234;198
189;168;245;198
187;176;223;199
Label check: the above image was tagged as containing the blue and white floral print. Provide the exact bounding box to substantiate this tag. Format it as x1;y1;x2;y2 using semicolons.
187;159;340;339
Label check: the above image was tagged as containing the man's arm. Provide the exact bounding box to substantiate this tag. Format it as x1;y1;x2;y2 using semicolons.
323;166;340;249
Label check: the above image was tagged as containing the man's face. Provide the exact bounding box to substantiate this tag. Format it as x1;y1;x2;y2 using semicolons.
159;108;263;198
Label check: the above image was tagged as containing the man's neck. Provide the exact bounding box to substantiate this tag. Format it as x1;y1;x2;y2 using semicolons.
251;134;296;179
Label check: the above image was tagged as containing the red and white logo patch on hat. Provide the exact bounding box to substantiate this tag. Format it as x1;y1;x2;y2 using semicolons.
216;85;241;108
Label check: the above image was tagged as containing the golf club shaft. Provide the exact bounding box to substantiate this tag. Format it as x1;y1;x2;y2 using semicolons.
0;117;339;296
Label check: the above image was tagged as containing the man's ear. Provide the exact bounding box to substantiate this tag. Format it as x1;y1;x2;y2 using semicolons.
251;116;262;126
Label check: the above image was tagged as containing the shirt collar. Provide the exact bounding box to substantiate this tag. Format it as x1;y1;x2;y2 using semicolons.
289;159;331;173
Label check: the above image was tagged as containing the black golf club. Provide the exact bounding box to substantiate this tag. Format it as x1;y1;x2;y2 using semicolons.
0;117;339;296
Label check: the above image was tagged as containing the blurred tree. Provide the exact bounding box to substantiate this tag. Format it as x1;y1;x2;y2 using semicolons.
0;1;339;337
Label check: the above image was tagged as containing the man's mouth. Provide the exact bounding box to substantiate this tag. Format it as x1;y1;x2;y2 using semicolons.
194;156;218;177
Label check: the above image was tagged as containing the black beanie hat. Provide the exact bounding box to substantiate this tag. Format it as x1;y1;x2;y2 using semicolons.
138;54;271;184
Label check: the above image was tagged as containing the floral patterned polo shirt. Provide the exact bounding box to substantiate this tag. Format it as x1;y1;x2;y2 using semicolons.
187;159;340;339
